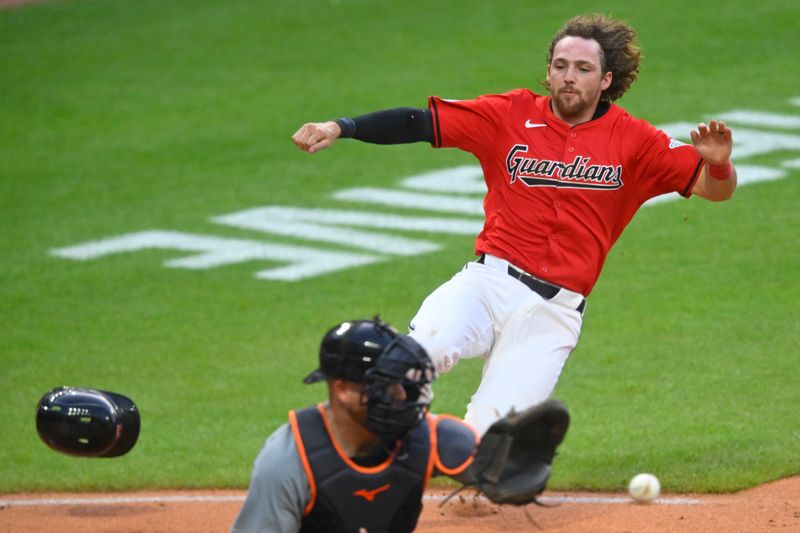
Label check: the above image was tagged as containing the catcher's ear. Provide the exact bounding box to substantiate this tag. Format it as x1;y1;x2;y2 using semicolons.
330;379;346;396
330;379;362;405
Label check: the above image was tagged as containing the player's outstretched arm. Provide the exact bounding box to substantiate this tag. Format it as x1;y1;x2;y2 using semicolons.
292;121;342;154
292;108;434;154
690;119;737;202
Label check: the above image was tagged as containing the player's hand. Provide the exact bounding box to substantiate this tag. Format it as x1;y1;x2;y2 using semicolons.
689;119;732;165
292;121;342;153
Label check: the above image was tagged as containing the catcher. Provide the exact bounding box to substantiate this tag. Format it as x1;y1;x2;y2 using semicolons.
231;318;570;533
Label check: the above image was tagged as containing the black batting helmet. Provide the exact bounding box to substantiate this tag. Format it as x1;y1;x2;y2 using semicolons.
362;335;436;440
303;317;399;384
35;386;140;458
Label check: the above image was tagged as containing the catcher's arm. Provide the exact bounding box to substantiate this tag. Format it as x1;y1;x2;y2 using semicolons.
432;414;480;485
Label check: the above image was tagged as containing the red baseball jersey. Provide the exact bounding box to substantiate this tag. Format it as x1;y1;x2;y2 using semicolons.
428;89;703;296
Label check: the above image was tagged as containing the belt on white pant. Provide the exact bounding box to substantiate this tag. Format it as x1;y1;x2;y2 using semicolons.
476;254;586;314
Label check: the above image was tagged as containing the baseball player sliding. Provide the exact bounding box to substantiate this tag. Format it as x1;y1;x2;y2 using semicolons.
292;14;737;436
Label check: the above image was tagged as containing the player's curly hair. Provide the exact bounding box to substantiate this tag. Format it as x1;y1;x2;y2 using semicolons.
546;14;642;102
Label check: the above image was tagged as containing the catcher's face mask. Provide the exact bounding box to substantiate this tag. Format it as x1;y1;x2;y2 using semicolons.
362;336;435;441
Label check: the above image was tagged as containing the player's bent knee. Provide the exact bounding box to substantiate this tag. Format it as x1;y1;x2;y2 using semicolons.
408;330;461;373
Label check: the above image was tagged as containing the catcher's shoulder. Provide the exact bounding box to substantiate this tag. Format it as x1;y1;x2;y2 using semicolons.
431;414;479;474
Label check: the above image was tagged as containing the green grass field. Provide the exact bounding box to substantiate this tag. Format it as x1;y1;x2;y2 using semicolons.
1;0;798;494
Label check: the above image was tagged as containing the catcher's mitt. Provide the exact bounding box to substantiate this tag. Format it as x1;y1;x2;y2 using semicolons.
468;399;570;505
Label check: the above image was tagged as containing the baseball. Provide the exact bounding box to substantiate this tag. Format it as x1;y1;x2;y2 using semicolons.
628;473;660;503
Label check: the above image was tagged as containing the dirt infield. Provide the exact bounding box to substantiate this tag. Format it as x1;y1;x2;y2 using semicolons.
1;477;798;532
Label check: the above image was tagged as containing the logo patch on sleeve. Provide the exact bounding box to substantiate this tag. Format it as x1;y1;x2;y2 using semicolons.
668;137;688;149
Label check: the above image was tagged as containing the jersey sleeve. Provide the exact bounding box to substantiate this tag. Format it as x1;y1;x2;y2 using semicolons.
428;93;513;156
432;414;478;482
630;120;704;200
230;423;310;533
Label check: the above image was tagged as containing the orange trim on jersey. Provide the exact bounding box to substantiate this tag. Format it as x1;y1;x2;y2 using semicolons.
315;403;395;474
432;414;479;476
288;409;316;516
422;413;437;488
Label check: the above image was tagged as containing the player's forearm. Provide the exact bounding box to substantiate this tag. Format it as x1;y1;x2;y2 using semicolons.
696;161;737;202
335;107;434;144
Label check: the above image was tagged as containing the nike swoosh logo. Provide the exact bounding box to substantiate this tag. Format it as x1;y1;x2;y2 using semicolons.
525;120;547;129
353;484;391;502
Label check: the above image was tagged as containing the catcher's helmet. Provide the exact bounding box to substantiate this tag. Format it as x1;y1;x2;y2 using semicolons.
36;386;140;458
303;317;399;384
362;335;435;440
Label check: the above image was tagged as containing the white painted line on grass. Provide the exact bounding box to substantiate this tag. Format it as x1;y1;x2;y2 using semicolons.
538;495;702;506
0;494;246;507
0;492;702;509
423;493;702;506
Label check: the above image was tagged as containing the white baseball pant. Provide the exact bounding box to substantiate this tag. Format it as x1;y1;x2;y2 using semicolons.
409;253;585;435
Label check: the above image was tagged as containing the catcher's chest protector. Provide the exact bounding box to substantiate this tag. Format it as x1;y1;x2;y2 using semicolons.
292;406;431;533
